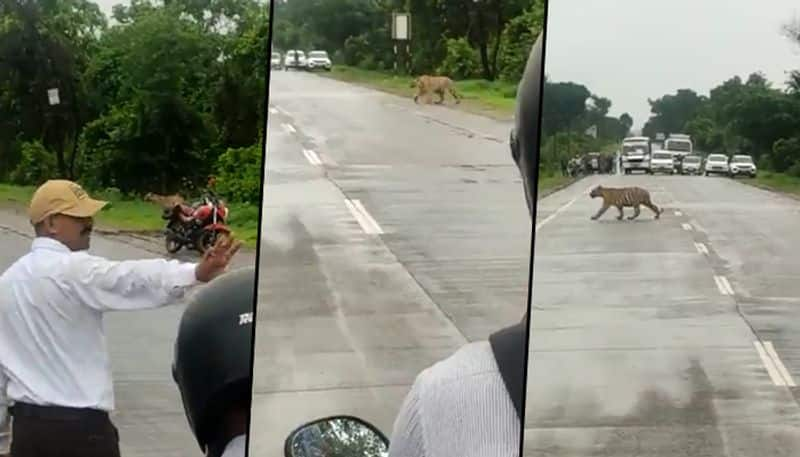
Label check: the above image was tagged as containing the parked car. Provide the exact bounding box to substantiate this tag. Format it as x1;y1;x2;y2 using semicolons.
680;154;702;175
729;154;757;178
704;154;729;176
284;50;307;70
649;150;675;174
271;51;282;70
306;50;332;71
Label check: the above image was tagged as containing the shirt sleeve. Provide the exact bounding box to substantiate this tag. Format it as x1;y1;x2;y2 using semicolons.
387;374;427;457
65;253;200;312
0;368;9;454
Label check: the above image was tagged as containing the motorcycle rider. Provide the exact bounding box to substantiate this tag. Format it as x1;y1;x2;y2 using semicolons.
172;266;255;457
387;32;544;457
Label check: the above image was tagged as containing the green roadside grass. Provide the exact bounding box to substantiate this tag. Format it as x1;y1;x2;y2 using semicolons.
537;173;577;198
743;171;800;198
317;65;517;119
0;183;259;249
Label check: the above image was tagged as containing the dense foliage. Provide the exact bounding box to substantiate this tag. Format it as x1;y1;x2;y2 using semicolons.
271;0;545;82
0;0;269;204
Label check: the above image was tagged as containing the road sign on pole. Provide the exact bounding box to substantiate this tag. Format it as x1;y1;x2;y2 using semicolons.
391;13;411;74
47;88;60;106
392;13;410;41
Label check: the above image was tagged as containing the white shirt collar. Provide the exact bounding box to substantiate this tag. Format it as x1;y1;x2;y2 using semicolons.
31;237;72;253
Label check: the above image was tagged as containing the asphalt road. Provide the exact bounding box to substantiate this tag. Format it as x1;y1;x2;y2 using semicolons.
525;172;800;456
0;209;256;457
250;70;531;455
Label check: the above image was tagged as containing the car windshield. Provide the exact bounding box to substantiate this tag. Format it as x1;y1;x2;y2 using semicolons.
652;152;672;160
622;144;648;154
309;51;328;58
708;155;727;162
733;156;754;164
683;156;700;163
272;53;280;59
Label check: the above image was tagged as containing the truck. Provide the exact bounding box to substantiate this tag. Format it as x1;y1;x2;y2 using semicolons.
663;134;693;172
620;136;652;175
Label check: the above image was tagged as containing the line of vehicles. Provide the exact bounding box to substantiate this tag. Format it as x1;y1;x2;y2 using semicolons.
271;49;333;72
620;134;757;178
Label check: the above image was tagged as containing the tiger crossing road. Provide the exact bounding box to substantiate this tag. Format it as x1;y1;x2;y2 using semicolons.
526;173;800;456
251;71;529;455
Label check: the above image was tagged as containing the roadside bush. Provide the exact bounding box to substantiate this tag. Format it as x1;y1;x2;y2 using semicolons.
498;3;545;82
438;38;480;80
343;34;370;67
214;144;263;204
10;141;57;186
771;137;800;173
786;162;800;178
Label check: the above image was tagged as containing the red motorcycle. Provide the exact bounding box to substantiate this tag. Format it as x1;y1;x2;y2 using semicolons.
163;192;231;254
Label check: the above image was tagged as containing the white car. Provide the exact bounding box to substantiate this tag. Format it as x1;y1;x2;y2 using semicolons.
649;151;675;174
306;50;332;71
729;154;757;178
271;52;282;70
284;50;307;70
680;154;702;175
704;154;729;176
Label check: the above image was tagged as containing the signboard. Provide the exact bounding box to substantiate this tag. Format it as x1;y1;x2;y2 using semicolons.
392;12;410;41
655;132;665;140
47;88;60;106
584;125;597;139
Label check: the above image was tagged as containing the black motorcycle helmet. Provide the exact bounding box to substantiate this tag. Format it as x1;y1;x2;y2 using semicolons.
510;32;544;218
172;266;256;452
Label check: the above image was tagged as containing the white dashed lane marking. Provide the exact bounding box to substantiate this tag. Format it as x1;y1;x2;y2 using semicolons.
303;149;322;166
344;199;383;235
755;341;797;387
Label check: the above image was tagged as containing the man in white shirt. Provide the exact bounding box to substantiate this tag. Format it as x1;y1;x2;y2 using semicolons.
387;33;544;457
0;179;241;457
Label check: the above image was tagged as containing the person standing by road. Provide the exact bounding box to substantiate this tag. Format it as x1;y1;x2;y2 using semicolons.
387;32;544;457
0;179;241;457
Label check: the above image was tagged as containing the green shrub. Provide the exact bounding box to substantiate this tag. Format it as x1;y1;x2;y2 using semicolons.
10;141;57;186
438;38;480;80
214;144;263;204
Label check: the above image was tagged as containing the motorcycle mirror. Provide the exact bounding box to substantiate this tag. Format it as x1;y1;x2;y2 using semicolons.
283;415;389;457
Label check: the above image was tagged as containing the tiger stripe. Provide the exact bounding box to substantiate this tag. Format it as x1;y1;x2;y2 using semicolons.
588;185;661;221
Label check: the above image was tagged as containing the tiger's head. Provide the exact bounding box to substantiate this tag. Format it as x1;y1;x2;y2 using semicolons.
589;185;603;198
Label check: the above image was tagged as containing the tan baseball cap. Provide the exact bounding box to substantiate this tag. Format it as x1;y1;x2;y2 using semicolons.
28;180;108;224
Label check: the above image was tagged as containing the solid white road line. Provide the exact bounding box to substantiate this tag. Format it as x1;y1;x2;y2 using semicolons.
282;123;296;134
714;275;734;295
535;197;577;233
755;341;787;386
303;149;322;166
345;199;383;235
681;223;693;231
694;242;709;255
764;341;797;387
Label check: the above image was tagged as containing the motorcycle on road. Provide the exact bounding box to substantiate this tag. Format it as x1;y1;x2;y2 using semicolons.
162;192;230;254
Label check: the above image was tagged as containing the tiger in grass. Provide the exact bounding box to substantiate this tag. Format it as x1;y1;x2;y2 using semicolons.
589;185;662;221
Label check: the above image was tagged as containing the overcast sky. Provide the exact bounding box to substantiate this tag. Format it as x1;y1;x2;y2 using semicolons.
544;0;800;130
95;0;126;19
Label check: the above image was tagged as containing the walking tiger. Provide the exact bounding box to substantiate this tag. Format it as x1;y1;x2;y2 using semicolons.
589;185;662;221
